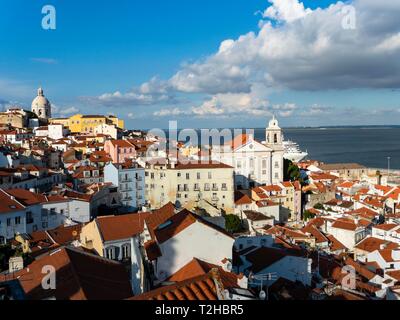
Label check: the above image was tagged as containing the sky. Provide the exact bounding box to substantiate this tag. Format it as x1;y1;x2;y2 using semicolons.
0;0;400;129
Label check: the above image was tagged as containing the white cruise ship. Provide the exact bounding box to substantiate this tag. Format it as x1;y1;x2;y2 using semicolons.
283;139;308;163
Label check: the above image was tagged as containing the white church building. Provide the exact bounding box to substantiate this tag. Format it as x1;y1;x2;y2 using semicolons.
31;87;52;121
212;116;284;189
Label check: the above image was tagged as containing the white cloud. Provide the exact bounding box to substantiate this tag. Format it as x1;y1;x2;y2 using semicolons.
162;0;400;93
90;0;400;120
154;84;297;119
52;105;79;117
263;0;312;23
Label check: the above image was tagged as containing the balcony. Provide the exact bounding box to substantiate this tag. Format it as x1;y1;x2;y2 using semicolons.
211;196;219;202
212;187;219;191
121;178;133;183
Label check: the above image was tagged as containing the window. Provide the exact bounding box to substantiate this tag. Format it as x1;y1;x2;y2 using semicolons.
177;172;181;177
237;161;242;169
122;244;131;259
250;158;254;169
26;212;33;224
105;247;115;260
222;183;227;191
50;208;56;216
15;217;21;225
208;172;212;179
42;222;48;229
197;172;201;179
7;218;11;227
204;183;210;191
186;173;190;180
262;159;267;169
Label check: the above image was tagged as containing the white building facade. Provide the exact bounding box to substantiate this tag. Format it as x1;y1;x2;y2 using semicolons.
104;162;145;211
212;116;284;190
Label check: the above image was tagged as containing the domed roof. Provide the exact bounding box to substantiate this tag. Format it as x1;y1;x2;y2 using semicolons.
31;87;51;109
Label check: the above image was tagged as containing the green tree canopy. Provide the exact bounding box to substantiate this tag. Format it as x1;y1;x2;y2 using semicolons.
225;214;242;233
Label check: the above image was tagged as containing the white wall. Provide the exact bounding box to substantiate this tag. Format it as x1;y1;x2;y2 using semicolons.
156;221;234;281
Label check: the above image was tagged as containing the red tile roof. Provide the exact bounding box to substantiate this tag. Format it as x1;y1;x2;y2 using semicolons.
96;212;150;242
130;269;225;300
166;258;241;289
173;161;233;170
373;223;398;231
0;189;25;214
326;234;347;252
0;247;133;300
144;202;176;239
234;191;253;205
355;237;398;252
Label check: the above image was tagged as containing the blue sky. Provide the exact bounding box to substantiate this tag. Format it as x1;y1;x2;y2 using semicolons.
1;0;400;129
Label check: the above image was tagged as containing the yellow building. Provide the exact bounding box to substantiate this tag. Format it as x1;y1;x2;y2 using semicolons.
50;114;124;134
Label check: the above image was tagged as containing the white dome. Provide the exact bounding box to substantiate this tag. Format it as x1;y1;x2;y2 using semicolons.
31;87;51;119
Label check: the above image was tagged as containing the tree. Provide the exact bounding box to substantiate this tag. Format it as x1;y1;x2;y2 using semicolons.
284;159;307;186
314;203;324;210
303;210;316;221
225;214;242;233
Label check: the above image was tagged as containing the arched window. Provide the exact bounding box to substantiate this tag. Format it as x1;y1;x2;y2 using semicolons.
274;134;278;143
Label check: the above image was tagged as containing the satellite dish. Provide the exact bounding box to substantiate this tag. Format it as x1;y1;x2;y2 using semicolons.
259;290;266;300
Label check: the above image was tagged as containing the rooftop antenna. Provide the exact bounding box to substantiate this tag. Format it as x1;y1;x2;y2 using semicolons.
248;272;278;301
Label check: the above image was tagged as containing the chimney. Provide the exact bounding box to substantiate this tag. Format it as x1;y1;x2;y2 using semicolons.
221;258;232;272
9;256;24;274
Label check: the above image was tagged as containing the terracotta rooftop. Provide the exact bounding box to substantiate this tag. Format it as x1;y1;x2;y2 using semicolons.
96;212;150;242
0;189;25;214
166;258;242;290
144;202;176;239
326;234;347;252
47;224;83;245
130;269;224;301
355;237;398;252
373;223;398;231
234;191;253;205
0;247;133;300
172;161;233;170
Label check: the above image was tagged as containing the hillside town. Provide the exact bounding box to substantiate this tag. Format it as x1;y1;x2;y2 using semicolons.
1;88;400;301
